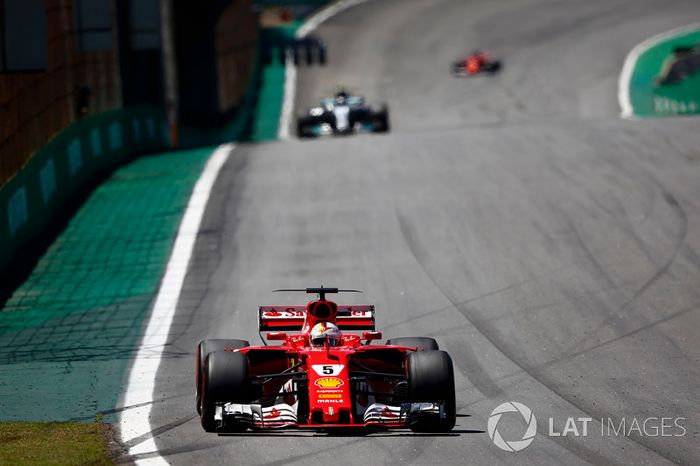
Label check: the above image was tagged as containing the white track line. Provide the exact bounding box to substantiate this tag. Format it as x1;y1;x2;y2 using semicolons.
618;22;700;119
278;0;374;139
119;2;371;460
119;143;233;466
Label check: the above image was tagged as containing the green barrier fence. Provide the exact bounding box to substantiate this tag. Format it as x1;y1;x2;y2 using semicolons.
0;8;327;278
0;36;261;279
0;107;169;277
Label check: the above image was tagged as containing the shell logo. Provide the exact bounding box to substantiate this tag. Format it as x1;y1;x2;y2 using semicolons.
315;377;344;389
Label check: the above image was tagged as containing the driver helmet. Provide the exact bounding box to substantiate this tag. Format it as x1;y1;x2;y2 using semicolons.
310;322;342;347
335;90;348;105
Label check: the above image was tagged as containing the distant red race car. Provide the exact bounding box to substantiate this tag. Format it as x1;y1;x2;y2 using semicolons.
451;50;502;76
196;287;456;433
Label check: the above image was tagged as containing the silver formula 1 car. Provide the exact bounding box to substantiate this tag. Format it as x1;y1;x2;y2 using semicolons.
296;89;390;138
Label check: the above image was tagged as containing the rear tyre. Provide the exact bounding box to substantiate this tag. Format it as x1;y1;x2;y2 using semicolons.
200;351;251;432
450;62;465;77
485;61;502;74
371;104;390;133
407;350;456;432
297;116;314;138
196;339;249;414
386;337;439;351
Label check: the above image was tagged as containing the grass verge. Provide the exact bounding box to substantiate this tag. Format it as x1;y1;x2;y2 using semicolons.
0;421;123;465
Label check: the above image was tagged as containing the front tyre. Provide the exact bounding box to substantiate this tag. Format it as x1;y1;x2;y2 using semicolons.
371;104;390;133
484;60;502;74
196;339;249;414
407;350;456;432
200;351;251;432
297;116;314;138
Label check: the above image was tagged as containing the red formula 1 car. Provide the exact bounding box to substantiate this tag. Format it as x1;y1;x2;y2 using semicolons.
195;287;456;433
450;50;502;77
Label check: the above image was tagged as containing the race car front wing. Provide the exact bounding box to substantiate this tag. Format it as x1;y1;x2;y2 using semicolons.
215;401;445;431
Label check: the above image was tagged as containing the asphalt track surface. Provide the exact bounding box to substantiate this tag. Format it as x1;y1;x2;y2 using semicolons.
144;0;700;464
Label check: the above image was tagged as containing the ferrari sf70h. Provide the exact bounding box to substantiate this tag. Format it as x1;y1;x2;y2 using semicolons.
451;50;502;76
196;287;456;433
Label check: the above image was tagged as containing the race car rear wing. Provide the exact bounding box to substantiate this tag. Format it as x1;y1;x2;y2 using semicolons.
258;305;375;331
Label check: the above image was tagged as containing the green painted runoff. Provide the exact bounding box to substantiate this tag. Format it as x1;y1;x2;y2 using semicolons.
628;29;700;117
0;147;213;421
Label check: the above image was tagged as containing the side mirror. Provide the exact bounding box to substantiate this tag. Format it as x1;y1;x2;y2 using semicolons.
267;332;287;341
361;331;382;341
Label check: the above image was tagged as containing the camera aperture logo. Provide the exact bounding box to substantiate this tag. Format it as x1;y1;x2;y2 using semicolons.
488;401;537;452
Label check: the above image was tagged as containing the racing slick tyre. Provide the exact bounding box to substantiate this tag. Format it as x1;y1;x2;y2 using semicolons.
483;60;502;74
406;350;456;432
297;116;313;138
386;337;439;351
371;104;390;133
196;339;249;414
450;62;467;77
201;351;252;432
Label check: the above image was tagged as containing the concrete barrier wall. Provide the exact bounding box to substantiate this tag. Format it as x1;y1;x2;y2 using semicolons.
0;107;168;274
